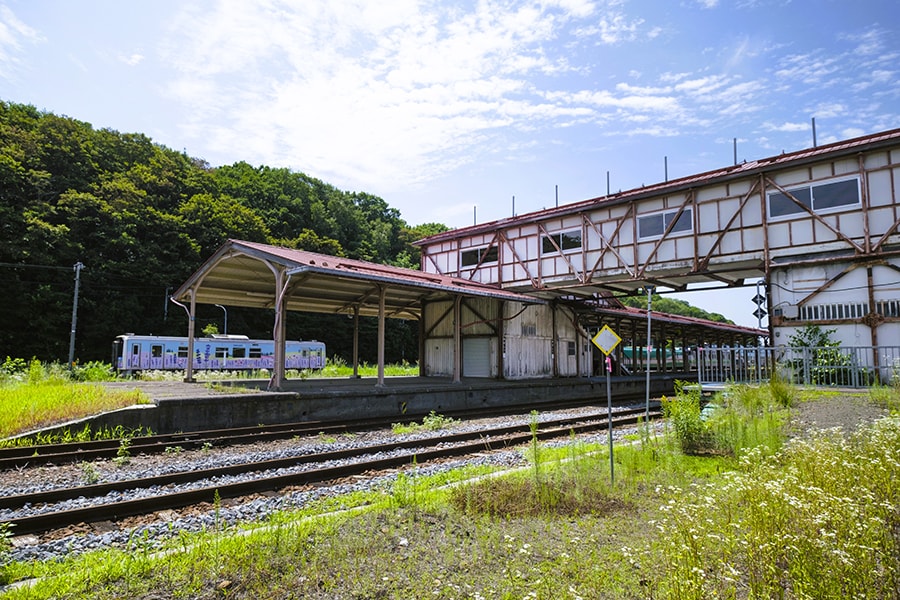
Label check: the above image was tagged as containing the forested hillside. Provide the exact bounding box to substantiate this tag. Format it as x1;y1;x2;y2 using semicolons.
0;101;446;364
617;294;731;323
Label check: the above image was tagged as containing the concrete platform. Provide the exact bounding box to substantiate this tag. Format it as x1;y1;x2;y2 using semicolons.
69;373;693;435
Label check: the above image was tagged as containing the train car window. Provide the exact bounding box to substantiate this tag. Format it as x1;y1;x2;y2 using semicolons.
249;347;262;358
215;347;228;359
178;346;188;358
232;347;246;358
151;345;163;358
132;344;140;355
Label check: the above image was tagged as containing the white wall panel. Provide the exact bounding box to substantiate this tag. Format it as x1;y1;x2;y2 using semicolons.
424;339;453;376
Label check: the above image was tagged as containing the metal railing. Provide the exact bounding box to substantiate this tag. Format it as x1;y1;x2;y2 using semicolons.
697;345;900;388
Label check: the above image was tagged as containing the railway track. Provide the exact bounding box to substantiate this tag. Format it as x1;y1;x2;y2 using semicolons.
0;392;649;470
2;406;661;537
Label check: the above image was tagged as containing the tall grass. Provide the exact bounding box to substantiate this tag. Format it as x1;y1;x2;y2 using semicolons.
3;382;897;599
0;381;148;439
135;357;420;381
653;416;900;599
0;359;147;440
662;379;791;458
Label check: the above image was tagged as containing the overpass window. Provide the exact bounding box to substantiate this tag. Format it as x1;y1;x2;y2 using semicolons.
460;245;499;267
768;177;859;217
768;187;812;217
638;208;692;239
541;230;582;254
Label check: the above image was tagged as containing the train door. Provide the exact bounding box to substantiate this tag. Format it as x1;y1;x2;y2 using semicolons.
130;342;141;371
150;344;164;370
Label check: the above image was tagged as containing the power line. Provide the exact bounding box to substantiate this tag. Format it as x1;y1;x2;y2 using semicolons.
0;261;73;271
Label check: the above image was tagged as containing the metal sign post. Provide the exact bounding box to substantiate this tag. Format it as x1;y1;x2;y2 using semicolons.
592;325;622;484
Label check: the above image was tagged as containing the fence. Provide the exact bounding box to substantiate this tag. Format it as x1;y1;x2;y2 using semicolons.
697;345;900;389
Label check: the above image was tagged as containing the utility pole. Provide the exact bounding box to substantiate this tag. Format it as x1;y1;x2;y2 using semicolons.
68;262;84;370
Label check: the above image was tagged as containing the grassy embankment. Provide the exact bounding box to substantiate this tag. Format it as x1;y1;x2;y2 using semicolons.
0;359;148;441
1;376;898;598
0;358;419;441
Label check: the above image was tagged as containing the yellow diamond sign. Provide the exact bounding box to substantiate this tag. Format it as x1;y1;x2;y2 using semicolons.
591;325;621;356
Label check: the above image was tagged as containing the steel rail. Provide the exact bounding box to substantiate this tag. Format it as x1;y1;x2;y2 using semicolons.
0;392;647;470
0;407;652;509
3;408;659;536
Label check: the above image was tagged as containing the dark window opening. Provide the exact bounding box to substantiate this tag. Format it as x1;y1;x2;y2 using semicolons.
541;230;582;254
460;245;499;267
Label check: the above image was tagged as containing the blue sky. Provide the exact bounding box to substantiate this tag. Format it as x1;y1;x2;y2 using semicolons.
1;0;898;327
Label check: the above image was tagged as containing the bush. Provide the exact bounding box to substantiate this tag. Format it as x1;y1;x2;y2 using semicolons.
661;385;714;455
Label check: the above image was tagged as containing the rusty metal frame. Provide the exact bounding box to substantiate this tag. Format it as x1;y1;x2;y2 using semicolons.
462;233;501;281
764;176;864;253
537;223;584;284
498;230;541;289
423;250;445;275
636;194;694;278
697;180;761;271
582;206;636;280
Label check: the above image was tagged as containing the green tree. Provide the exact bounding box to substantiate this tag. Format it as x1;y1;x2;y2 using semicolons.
178;193;270;257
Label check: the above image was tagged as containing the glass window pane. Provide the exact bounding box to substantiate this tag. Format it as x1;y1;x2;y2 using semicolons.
561;231;582;250
482;246;499;263
769;187;811;217
665;209;692;233
542;235;559;253
638;213;664;238
460;249;479;267
812;179;859;210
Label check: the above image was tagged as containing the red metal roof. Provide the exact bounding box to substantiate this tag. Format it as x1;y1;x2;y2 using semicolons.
417;127;900;245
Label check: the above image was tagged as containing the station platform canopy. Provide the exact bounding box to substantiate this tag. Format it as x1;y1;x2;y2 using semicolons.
170;239;544;321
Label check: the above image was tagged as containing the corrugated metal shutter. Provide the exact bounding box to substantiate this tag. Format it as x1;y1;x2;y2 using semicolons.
463;338;491;378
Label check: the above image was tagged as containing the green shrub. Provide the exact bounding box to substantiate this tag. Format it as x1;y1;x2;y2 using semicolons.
661;389;713;455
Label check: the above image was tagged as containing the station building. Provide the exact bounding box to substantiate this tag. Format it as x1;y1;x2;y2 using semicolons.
414;128;900;375
173;129;900;390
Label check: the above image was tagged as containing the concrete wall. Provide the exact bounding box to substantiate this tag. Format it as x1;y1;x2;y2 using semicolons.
32;375;688;436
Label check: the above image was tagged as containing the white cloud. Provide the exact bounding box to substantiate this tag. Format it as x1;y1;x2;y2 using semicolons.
119;53;144;67
0;5;43;79
160;0;657;190
763;121;808;133
811;103;846;119
150;0;899;203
